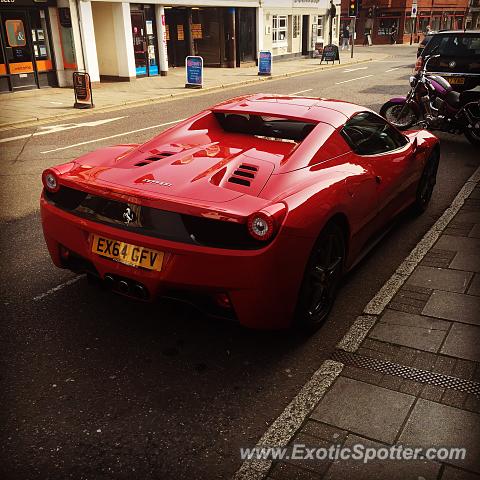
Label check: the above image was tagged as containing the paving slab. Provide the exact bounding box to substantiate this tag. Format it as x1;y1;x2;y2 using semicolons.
324;434;441;480
406;266;472;293
450;251;480;272
435;236;480;254
469;224;480;239
311;377;415;444
398;399;480;473
468;274;480;296
422;291;480;326
441;465;480;480
440;323;480;362
454;211;480;224
369;309;450;352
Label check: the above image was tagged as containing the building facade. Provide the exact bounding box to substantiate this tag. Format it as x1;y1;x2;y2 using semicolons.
340;0;472;46
0;0;340;92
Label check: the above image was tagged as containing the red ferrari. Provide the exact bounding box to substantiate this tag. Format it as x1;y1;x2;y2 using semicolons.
41;95;440;330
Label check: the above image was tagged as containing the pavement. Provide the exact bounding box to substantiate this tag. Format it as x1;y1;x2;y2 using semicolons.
236;167;480;480
0;48;387;130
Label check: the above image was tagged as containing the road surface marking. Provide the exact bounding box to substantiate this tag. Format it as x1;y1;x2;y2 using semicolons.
0;117;126;144
289;88;313;95
233;360;343;480
33;275;84;301
49;101;64;105
385;67;400;72
40;118;185;154
343;66;368;73
335;74;373;84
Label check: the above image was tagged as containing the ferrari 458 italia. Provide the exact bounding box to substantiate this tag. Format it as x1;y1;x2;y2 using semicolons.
41;95;440;330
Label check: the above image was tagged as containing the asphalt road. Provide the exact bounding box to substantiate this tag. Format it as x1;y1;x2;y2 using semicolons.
1;46;479;479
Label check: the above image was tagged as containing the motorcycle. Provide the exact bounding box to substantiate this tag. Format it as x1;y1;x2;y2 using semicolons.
380;53;480;145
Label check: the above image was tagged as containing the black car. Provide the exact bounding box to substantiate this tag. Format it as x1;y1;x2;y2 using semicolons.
416;30;480;92
417;32;436;57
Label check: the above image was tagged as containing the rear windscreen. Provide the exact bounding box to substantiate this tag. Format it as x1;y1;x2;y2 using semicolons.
426;34;480;57
214;112;316;142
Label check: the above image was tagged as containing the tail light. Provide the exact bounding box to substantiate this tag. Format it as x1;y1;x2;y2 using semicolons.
414;56;423;72
247;203;287;242
42;168;60;193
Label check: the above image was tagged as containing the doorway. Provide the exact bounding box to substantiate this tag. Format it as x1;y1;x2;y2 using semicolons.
236;8;256;66
130;7;159;77
301;15;309;55
165;8;188;67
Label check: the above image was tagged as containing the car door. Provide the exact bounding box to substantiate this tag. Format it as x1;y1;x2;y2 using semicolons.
341;112;418;233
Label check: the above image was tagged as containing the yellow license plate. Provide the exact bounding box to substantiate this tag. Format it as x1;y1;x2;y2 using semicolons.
446;77;465;85
92;235;164;271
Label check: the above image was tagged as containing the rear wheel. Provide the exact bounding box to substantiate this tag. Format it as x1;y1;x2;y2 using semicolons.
412;150;439;215
380;101;418;130
295;223;346;333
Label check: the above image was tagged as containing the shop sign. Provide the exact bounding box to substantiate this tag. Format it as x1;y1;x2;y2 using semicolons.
258;50;272;76
9;61;33;74
185;56;203;89
73;71;94;109
320;44;340;64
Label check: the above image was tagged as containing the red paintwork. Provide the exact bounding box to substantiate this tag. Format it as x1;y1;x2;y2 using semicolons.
40;94;440;329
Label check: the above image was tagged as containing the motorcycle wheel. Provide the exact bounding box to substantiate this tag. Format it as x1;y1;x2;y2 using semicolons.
465;127;480;146
380;101;418;130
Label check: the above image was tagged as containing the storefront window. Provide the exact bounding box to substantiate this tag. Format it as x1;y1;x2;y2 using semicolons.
317;17;324;39
2;12;33;74
30;9;53;72
272;15;287;46
191;8;221;66
58;7;76;69
377;18;398;36
404;17;414;34
418;17;430;33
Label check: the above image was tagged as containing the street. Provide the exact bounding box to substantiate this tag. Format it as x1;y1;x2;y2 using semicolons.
1;46;479;479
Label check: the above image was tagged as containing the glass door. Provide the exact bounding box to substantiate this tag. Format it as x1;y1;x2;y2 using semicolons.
1;10;36;90
131;11;147;77
144;6;158;76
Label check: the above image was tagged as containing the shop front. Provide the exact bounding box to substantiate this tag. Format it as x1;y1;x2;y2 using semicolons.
0;0;57;92
130;4;159;77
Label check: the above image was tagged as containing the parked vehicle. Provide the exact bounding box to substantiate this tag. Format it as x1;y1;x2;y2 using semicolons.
415;30;480;92
417;32;436;58
41;95;440;331
380;54;480;145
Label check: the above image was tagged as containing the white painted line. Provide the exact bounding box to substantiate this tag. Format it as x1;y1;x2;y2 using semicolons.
233;360;343;480
343;66;368;73
33;275;84;301
289;88;313;95
385;67;399;72
0;117;126;144
40;118;185;154
335;74;373;85
49;101;64;105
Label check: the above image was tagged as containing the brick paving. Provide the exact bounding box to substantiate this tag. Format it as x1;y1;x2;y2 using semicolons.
263;185;480;479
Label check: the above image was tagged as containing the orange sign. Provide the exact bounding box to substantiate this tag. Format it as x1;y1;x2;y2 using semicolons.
192;24;202;40
0;64;6;75
177;24;184;41
36;59;53;72
9;62;34;74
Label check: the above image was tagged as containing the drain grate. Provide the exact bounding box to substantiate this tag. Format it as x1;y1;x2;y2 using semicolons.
332;350;480;396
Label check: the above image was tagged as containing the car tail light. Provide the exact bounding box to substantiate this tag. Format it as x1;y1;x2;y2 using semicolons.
42;168;60;193
415;56;423;72
247;203;287;242
214;293;231;309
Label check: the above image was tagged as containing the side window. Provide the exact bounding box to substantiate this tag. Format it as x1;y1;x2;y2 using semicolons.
341;112;408;155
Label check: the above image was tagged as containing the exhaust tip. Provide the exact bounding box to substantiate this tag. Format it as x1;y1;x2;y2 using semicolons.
132;283;148;299
104;274;115;289
117;280;129;294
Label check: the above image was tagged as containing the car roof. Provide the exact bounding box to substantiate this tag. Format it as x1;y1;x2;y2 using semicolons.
433;30;480;35
211;94;366;128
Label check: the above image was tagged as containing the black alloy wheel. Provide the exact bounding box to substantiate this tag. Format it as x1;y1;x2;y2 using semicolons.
296;223;346;332
413;150;439;215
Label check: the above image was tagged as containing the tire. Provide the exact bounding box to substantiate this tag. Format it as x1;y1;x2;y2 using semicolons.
380;101;418;130
295;222;346;333
464;127;480;146
412;150;439;215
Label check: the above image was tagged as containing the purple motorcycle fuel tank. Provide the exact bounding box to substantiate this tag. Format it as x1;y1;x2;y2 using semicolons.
427;75;453;95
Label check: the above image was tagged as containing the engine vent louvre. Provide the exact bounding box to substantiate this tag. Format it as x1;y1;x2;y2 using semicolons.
134;152;175;167
227;163;259;187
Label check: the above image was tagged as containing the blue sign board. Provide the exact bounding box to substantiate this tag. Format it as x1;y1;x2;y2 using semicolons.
258;50;272;76
185;56;203;88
